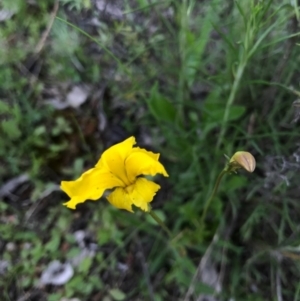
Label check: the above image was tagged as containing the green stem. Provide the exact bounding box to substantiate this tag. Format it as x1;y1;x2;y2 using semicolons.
55;16;130;77
149;211;172;238
200;169;227;230
149;212;186;259
177;0;188;125
217;62;246;148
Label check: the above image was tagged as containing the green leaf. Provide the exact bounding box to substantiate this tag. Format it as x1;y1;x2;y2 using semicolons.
45;230;61;253
203;102;245;122
78;257;93;274
33;125;46;136
225;175;248;191
109;288;126;301
146;83;176;123
49;142;68;152
202;89;223;123
184;3;214;87
203;102;224;121
48;293;63;301
194;282;215;295
227;105;246;121
0;101;10;113
1;119;21;139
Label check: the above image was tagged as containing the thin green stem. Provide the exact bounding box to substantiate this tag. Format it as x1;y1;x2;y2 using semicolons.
200;169;227;230
149;211;172;238
217;62;246;148
148;212;186;260
55;16;131;77
123;0;170;14
177;0;188;126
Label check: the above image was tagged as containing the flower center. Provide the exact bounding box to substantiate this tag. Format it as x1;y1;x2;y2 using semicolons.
124;181;136;194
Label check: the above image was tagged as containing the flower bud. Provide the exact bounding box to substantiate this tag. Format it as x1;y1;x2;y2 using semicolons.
228;151;256;173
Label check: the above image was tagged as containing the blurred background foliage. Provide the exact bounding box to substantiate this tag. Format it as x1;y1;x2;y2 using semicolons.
1;0;300;300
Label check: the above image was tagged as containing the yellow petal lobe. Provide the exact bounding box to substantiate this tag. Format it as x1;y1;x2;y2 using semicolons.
106;187;134;212
106;178;161;212
95;136;136;186
129;178;161;211
61;168;124;209
125;149;168;183
131;147;160;160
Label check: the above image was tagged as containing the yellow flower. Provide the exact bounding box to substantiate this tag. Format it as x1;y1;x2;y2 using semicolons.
61;137;168;212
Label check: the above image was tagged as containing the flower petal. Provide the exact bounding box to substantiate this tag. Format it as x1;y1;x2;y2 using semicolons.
125;148;168;183
61;168;124;209
106;187;134;212
95;137;136;186
129;178;161;211
106;178;161;212
131;147;160;160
